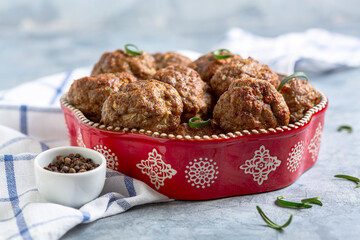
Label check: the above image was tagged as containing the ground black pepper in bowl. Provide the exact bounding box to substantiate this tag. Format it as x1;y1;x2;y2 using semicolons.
44;153;100;173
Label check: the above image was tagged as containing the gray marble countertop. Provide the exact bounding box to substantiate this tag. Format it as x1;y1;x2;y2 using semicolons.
61;68;360;240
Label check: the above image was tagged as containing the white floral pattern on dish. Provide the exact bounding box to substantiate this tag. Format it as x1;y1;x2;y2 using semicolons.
287;141;304;172
240;145;281;185
136;148;177;189
185;158;219;189
76;128;86;147
93;145;119;170
308;123;322;162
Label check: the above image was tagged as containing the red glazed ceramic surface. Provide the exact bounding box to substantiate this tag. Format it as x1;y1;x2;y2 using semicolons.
61;93;328;200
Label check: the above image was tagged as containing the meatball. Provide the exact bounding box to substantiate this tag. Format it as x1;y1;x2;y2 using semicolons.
210;57;280;98
213;79;290;132
153;65;214;122
192;50;242;83
153;52;194;70
175;120;223;137
67;72;137;122
91;49;156;79
101;80;183;133
279;78;321;123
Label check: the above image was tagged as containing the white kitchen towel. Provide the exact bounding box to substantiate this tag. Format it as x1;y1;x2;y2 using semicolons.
0;125;169;240
0;68;91;148
216;28;360;74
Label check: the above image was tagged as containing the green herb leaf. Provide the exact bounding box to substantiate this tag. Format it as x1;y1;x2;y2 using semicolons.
188;117;211;128
256;206;293;230
276;196;312;209
334;174;360;184
277;72;309;91
337;125;353;133
301;196;323;206
124;43;143;56
213;49;233;60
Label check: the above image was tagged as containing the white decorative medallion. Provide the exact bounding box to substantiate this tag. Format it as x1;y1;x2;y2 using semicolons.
76;128;86;147
93;145;119;170
287;141;305;172
185;158;219;189
308;123;322;162
136;148;177;189
240;145;281;185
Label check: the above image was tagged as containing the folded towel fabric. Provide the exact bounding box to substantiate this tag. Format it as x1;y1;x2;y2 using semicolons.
0;125;169;240
216;28;360;74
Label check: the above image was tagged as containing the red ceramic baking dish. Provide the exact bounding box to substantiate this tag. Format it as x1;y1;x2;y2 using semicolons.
61;92;328;200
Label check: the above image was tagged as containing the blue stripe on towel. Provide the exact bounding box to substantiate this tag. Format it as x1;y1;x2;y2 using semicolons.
103;192;117;211
0;153;38;162
19;105;28;135
39;82;58;89
0;202;33;222
13;154;38;161
116;198;132;211
124;176;136;197
0;188;38;203
50;71;72;105
39;141;49;151
103;193;132;211
7;215;83;240
0;137;30;151
4;155;33;240
0;137;49;152
81;211;91;222
0;105;62;113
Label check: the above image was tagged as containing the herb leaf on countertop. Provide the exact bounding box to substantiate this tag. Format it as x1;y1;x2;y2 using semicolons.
337;125;353;133
276;196;312;208
334;174;360;187
256;206;293;230
301;196;323;206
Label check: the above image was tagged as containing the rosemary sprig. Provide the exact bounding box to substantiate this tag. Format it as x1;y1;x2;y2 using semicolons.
334;174;360;188
213;49;233;60
277;72;309;91
301;196;323;206
188;117;211;128
256;206;293;230
124;43;143;56
276;196;312;208
276;196;323;208
337;125;353;133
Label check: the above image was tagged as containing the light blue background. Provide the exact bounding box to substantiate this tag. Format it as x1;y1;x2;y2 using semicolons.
1;0;360;89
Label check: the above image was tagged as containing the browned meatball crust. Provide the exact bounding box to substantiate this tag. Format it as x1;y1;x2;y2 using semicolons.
279;78;321;123
175;120;223;137
101;80;183;133
192;51;242;83
210;57;280;98
153;65;214;122
213;79;290;132
67;72;137;122
153;52;195;70
91;49;156;79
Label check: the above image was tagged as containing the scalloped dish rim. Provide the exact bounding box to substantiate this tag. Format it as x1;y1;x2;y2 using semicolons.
60;91;328;141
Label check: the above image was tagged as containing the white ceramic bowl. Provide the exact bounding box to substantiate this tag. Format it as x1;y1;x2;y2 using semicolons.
34;146;106;208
